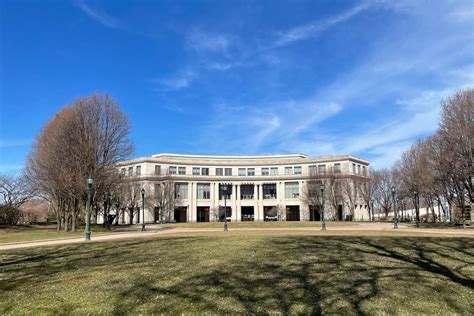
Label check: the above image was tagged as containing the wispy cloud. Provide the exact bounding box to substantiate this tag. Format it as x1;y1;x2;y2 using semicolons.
186;30;231;53
75;0;119;28
274;2;371;47
155;69;196;91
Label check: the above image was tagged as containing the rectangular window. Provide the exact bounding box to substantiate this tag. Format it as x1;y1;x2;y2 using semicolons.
270;167;278;175
216;168;223;176
219;184;232;200
175;183;188;199
261;168;269;176
197;183;210;199
121;168;126;176
334;163;341;173
358;165;361;174
193;167;200;175
353;163;356;174
128;167;133;177
285;182;299;199
154;183;160;197
201;168;209;176
318;165;326;174
238;168;246;176
225;168;232;176
136;165;141;176
169;166;177;175
263;183;277;199
155;165;161;175
294;166;302;175
309;165;317;175
363;166;366;175
247;168;255;176
178;167;186;175
285;167;293;175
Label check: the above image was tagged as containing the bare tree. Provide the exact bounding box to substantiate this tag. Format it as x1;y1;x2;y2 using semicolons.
153;171;175;223
0;173;35;225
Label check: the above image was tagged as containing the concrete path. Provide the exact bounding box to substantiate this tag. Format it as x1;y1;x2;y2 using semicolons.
1;223;473;251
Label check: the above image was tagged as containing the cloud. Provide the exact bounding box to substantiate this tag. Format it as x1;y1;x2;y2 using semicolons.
156;69;196;91
274;2;371;47
186;30;231;53
75;0;119;28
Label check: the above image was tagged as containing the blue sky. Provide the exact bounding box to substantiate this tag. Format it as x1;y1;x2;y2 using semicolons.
1;0;473;173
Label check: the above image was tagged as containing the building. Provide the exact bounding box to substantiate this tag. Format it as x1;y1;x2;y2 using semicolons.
116;153;370;223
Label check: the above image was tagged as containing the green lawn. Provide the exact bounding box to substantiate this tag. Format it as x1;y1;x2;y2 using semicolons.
162;220;359;228
1;233;473;314
0;225;121;244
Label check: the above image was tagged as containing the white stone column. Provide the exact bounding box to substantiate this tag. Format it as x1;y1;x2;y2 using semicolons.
231;184;237;221
190;182;196;222
236;184;241;222
258;183;264;221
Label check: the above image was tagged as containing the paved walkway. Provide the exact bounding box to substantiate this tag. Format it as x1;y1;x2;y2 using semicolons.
1;223;473;251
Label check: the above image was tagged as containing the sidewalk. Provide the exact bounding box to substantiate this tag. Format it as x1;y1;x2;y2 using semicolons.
1;223;473;251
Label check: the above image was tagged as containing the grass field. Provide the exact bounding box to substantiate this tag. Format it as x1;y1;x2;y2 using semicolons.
1;232;473;314
161;220;359;228
0;225;120;244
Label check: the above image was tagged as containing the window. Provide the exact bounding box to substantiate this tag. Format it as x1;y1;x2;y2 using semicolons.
136;165;141;176
318;164;326;174
334;163;341;173
238;168;246;176
353;163;356;174
225;168;232;176
128;167;133;176
294;166;302;174
169;166;177;175
155;165;161;175
358;165;361;174
285;167;293;175
240;185;254;199
193;167;200;175
261;168;269;176
197;183;210;199
263;183;277;199
154;183;160;197
178;167;186;175
201;168;209;176
219;184;232;199
247;168;255;176
309;165;317;175
363;166;366;175
121;168;126;176
285;182;299;198
271;167;278;175
216;168;223;176
175;183;188;199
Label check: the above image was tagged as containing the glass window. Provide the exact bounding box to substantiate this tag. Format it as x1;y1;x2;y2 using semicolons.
201;168;209;176
219;184;232;199
309;165;317;175
363;166;366;175
154;183;160;197
216;168;223;176
261;168;269;176
247;168;255;176
178;167;186;175
285;182;299;198
238;168;246;176
285;167;293;175
193;167;200;175
225;168;232;176
294;166;302;174
353;163;356;174
136;166;141;176
270;167;278;175
155;165;161;175
358;165;361;174
175;183;188;199
263;183;277;199
334;163;341;173
128;167;133;176
169;166;177;175
121;168;126;176
318;165;326;174
197;183;210;199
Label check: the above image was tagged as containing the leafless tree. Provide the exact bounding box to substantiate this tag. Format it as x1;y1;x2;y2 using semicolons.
0;173;35;225
153;171;175;223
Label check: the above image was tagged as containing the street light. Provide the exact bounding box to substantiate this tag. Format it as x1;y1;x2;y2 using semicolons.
85;176;93;241
392;186;398;229
320;183;326;231
222;184;229;232
141;187;146;231
414;186;420;228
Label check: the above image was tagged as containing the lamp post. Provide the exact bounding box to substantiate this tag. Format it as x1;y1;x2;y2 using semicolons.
320;183;326;231
392;186;398;229
85;176;93;241
414;186;420;228
141;188;145;231
222;184;229;232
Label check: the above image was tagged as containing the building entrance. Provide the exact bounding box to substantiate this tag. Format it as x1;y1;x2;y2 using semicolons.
197;207;210;222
